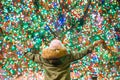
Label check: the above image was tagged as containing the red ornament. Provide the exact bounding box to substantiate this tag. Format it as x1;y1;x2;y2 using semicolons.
98;9;102;13
79;2;83;5
115;61;120;66
99;73;104;78
67;0;71;5
17;0;21;2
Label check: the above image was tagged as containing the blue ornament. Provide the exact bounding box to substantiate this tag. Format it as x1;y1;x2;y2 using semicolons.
91;55;99;63
45;25;50;30
58;14;66;26
16;51;22;55
102;0;105;4
53;2;58;8
5;16;9;20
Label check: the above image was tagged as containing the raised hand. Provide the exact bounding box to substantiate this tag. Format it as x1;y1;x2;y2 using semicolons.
93;39;115;52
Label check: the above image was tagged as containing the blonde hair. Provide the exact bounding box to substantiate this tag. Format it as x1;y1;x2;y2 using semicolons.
42;39;67;59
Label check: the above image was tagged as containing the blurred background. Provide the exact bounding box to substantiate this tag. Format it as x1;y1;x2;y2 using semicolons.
0;0;120;80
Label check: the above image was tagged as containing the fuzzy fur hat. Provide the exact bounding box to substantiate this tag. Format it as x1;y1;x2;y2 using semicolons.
42;39;67;59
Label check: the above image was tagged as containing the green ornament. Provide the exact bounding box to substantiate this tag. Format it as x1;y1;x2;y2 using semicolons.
23;22;29;29
35;32;39;36
95;47;100;52
94;35;101;41
39;31;45;38
32;15;37;21
2;65;7;70
10;69;16;75
41;9;47;15
76;25;82;31
112;56;117;62
34;44;40;50
0;16;2;21
28;35;32;38
35;67;39;72
103;20;107;24
103;54;109;61
18;55;23;59
10;60;14;64
101;34;107;40
4;36;9;41
40;22;45;27
11;45;16;51
28;64;32;67
109;39;115;46
76;45;81;51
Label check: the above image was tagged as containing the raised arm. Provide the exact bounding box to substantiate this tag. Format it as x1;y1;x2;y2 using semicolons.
24;52;41;63
69;40;105;62
23;49;42;63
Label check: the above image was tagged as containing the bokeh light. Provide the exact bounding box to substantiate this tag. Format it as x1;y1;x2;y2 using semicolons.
0;0;120;79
